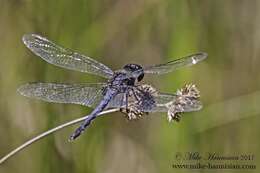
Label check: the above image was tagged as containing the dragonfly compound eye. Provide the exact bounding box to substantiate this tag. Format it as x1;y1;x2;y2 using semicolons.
123;64;142;71
123;64;144;81
137;73;144;81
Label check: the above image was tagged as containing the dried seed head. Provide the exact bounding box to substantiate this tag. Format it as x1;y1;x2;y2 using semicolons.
120;83;202;122
166;84;201;122
137;84;158;96
121;105;145;120
120;84;157;120
176;84;200;98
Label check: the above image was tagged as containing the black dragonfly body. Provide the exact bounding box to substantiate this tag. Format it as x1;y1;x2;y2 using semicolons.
18;34;207;140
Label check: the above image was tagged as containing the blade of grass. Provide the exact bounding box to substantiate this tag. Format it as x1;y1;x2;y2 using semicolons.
0;108;119;164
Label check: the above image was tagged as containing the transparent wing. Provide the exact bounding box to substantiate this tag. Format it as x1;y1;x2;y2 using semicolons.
22;34;114;78
129;92;177;112
148;93;178;112
107;93;126;108
151;93;203;112
109;91;202;113
17;83;106;107
143;52;207;75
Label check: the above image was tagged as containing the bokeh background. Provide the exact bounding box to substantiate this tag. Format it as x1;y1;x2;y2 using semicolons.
0;0;260;172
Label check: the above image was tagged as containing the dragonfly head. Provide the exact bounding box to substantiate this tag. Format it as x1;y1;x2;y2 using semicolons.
123;64;144;82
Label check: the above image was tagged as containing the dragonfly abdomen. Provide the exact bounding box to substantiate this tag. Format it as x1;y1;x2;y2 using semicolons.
70;88;118;140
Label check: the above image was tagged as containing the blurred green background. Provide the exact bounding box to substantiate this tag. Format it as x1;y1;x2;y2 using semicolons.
0;0;259;172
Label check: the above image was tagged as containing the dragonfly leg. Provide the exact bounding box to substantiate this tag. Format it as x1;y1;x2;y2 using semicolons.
131;88;140;102
125;90;129;112
120;89;130;113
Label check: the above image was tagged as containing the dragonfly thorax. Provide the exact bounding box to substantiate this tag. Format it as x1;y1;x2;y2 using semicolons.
108;64;144;91
109;72;136;87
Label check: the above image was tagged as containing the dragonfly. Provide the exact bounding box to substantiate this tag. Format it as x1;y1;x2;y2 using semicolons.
18;34;207;140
